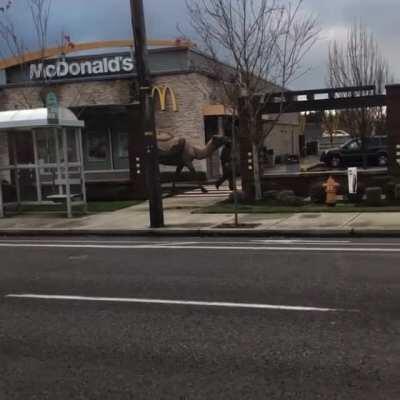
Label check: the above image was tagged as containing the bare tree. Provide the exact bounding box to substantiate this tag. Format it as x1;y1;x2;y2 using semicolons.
0;0;98;113
30;0;51;61
0;0;53;107
186;0;319;200
327;22;393;166
321;111;341;146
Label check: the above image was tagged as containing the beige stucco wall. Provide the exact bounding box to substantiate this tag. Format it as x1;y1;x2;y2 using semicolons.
263;113;301;158
264;125;301;157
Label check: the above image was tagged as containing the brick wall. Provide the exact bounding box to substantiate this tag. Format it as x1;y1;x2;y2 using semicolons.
154;73;219;172
0;79;131;110
0;72;220;175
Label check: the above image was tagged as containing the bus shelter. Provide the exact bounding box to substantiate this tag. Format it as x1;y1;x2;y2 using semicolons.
0;107;86;218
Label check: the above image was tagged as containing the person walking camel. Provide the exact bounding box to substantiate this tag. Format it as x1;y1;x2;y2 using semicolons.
215;141;234;190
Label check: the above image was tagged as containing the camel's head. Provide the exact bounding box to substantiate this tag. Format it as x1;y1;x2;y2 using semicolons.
210;135;231;148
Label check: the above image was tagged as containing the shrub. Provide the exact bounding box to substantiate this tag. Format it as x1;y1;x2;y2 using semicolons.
263;190;279;201
309;181;325;204
1;181;16;202
384;181;396;201
280;195;305;207
276;190;295;201
395;184;400;201
365;187;383;206
346;182;365;203
228;190;247;203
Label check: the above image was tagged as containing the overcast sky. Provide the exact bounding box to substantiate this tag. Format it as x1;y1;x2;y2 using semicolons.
2;0;399;89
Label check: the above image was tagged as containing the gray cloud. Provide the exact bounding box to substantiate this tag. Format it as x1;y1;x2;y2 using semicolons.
1;0;398;89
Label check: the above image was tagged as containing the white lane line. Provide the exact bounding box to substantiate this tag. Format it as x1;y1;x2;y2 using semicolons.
0;239;398;247
0;242;399;252
5;294;358;313
0;240;199;245
254;239;351;244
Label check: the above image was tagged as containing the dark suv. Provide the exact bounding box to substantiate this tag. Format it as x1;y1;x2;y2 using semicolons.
320;136;388;168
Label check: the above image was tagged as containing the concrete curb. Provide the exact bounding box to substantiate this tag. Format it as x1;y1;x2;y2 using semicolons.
1;227;400;238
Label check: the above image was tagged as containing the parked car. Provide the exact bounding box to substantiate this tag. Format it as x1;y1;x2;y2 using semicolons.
319;130;351;151
320;136;388;168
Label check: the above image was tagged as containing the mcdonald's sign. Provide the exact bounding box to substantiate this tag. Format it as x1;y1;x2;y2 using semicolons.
152;85;178;112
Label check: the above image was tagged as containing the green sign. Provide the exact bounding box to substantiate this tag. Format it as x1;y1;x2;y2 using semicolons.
46;92;59;124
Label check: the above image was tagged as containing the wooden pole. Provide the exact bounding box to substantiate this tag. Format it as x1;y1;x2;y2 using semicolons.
130;0;164;228
62;128;72;218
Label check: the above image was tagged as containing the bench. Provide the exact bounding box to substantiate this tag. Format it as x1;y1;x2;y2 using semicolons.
46;178;83;204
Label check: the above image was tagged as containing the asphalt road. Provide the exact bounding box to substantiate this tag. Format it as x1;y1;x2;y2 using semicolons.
1;236;400;399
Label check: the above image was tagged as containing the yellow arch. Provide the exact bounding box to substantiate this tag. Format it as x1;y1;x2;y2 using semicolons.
152;86;165;109
152;85;178;112
0;39;194;70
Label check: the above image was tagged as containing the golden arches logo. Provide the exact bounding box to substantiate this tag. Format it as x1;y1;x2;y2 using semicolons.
152;85;178;112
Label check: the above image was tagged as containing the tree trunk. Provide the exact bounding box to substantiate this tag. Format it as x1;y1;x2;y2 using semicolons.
360;109;368;169
231;116;239;226
252;142;262;201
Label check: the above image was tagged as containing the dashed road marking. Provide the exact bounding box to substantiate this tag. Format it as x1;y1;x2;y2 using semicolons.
5;294;359;313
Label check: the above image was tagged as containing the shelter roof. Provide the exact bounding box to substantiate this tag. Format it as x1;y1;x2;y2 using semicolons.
0;107;84;130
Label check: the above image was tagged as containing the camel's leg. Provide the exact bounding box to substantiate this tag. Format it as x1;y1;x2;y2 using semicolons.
187;163;207;193
172;164;183;194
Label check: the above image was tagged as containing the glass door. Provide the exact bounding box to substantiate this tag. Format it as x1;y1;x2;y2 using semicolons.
83;129;112;171
111;130;129;170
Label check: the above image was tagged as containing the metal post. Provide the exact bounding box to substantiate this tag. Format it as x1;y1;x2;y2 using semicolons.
360;109;368;169
108;127;114;170
54;128;63;195
385;84;400;178
238;96;255;200
32;129;43;202
0;178;4;218
11;134;21;206
77;128;88;213
62;128;72;218
130;0;164;228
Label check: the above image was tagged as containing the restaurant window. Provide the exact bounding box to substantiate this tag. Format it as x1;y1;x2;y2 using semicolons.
87;131;108;162
118;132;129;158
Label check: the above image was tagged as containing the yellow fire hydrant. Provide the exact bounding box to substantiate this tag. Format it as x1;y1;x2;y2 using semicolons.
323;176;340;206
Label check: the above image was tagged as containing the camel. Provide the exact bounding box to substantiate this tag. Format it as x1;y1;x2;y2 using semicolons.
157;131;230;193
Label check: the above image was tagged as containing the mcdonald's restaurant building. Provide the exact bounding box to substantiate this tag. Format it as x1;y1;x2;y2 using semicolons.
0;45;240;198
0;44;302;199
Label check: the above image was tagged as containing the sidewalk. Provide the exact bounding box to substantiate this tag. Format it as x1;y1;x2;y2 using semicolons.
1;186;400;236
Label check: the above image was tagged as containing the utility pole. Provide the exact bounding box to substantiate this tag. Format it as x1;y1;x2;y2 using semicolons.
130;0;164;227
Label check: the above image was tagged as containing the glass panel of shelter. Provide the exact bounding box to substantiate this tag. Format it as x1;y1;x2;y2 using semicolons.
8;127;83;202
1;118;87;219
